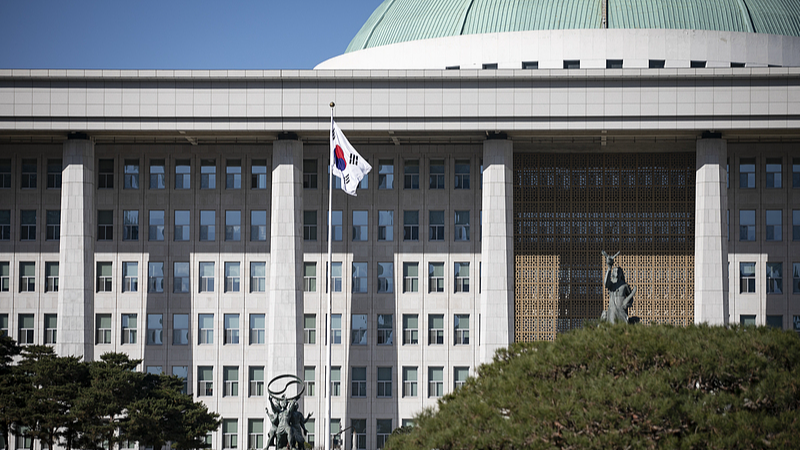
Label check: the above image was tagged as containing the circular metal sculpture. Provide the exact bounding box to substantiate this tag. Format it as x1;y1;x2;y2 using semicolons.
266;374;313;450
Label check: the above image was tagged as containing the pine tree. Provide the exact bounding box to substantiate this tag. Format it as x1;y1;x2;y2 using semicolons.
386;324;800;450
75;352;145;450
16;346;88;450
0;336;21;450
125;374;220;449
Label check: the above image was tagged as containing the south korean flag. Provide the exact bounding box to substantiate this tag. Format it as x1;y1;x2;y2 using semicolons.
330;118;372;196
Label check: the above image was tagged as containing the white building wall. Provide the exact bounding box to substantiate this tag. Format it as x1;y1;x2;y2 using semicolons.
316;29;800;70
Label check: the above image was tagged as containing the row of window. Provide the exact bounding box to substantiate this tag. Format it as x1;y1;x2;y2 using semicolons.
0;158;268;191
732;209;800;242
0;209;265;243
305;209;478;242
0;156;483;193
87;209;264;243
210;416;404;450
301;365;468;401
0;312;470;348
1;260;477;296
728;157;800;189
737;262;800;295
0;208;480;243
194;416;400;450
304;158;481;191
311;261;475;294
139;362;468;404
739;315;800;332
0;158;63;189
448;59;752;70
0;210;61;241
0;261;264;294
323;313;470;346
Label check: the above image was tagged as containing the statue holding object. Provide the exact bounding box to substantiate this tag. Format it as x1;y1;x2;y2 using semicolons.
266;375;313;450
600;251;637;324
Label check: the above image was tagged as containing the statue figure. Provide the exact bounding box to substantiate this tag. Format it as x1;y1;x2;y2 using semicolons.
600;251;636;324
266;374;312;450
266;395;287;449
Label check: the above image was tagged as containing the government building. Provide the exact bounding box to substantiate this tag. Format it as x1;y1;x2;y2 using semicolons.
1;0;799;449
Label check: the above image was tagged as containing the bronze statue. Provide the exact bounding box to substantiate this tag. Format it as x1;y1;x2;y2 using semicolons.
266;375;313;450
600;251;636;324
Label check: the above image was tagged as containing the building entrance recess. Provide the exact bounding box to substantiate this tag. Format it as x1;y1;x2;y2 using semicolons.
513;153;695;341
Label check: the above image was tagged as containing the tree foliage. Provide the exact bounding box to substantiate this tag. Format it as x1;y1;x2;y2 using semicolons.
0;344;220;450
0;336;22;450
386;324;800;450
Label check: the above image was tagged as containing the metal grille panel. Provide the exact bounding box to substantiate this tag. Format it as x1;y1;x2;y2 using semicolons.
513;153;695;342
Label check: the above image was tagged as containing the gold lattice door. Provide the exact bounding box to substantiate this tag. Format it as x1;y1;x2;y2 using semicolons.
513;153;695;342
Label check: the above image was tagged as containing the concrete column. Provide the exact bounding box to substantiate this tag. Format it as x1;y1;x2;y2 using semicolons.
268;138;304;380
56;136;95;360
694;138;729;325
480;137;514;363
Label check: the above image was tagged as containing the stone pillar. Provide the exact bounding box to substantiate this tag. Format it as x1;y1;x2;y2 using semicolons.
56;136;95;360
480;137;515;363
268;138;304;380
694;138;729;325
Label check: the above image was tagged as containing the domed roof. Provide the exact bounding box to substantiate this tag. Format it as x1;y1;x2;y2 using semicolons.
346;0;800;53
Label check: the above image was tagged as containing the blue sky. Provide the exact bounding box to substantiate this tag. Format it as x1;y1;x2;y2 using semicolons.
0;0;380;70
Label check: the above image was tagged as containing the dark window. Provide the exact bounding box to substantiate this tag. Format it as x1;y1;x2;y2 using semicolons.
252;159;267;189
403;211;419;241
21;159;37;188
739;210;755;241
606;60;623;69
0;159;10;188
378;160;394;189
303;159;317;189
690;60;706;68
149;159;166;189
46;210;60;241
98;210;113;241
175;159;190;189
766;158;782;188
226;159;241;189
124;159;139;189
123;210;139;241
445;65;460;70
20;210;36;241
98;159;114;189
47;159;62;189
563;60;580;69
649;60;665;69
740;158;755;188
0;210;9;240
225;210;241;241
404;160;419;189
304;211;317;241
731;62;746;68
200;159;216;189
794;158;800;188
429;160;445;189
429;211;444;241
454;160;470;189
482;63;498;70
521;61;538;69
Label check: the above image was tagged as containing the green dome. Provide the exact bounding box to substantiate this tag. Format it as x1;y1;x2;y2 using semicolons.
346;0;800;53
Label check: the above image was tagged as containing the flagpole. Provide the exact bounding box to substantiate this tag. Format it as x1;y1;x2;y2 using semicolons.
325;102;335;450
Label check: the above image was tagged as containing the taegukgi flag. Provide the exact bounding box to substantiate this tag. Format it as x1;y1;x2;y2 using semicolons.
330;118;371;196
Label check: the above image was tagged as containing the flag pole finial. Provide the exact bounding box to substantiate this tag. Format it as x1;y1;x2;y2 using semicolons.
330;102;335;108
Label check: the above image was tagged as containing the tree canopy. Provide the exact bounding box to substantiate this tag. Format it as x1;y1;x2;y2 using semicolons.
386;323;800;450
0;342;220;450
